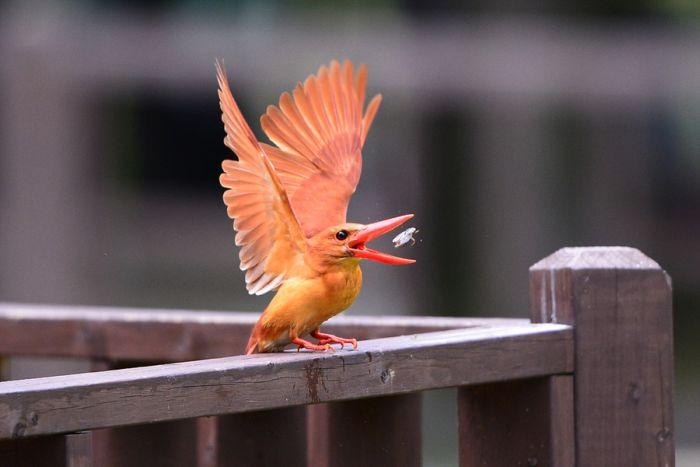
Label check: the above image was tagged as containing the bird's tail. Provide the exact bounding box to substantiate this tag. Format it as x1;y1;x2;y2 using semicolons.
245;332;258;355
245;318;264;355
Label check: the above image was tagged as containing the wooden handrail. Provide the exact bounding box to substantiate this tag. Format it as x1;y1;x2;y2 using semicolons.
0;247;674;467
0;303;529;361
0;322;572;439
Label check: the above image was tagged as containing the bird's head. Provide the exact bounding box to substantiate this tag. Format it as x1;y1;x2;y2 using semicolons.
307;214;416;267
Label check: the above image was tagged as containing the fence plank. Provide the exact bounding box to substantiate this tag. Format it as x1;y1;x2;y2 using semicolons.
65;431;93;467
0;324;572;439
0;303;526;361
548;376;575;466
196;417;218;467
0;435;67;467
0;357;8;381
92;421;197;467
90;360;197;467
530;247;674;466
215;407;307;467
308;394;421;467
458;376;574;466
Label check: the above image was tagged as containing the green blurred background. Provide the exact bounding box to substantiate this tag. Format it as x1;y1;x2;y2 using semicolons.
1;0;698;464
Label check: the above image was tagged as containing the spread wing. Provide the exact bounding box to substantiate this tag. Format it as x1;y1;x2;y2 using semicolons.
217;62;307;295
260;59;382;237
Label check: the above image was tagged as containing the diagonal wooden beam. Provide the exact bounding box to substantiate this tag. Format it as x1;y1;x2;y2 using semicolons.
0;323;572;439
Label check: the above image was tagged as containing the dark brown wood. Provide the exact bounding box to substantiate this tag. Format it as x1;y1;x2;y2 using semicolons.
530;247;674;466
0;435;67;467
92;421;197;467
90;360;198;467
308;394;421;467
0;357;7;380
548;376;575;466
458;376;574;466
216;407;307;467
195;408;308;467
196;417;218;467
307;405;329;467
0;431;93;467
0;323;572;439
65;431;93;467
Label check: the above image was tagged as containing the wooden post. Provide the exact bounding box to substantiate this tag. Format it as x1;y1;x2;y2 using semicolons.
530;247;674;465
0;356;8;381
458;376;574;466
308;394;422;467
196;417;218;467
66;431;93;467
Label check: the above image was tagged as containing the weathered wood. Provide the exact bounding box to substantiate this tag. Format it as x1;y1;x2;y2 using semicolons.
548;376;575;466
216;407;307;467
0;303;527;361
458;376;574;467
530;247;674;466
196;417;218;467
308;394;421;467
65;431;93;467
0;323;572;439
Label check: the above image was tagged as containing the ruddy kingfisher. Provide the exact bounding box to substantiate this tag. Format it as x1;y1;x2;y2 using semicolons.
216;59;415;354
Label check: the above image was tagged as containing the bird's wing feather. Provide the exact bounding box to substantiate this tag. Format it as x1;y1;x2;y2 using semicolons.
260;59;382;237
217;62;307;295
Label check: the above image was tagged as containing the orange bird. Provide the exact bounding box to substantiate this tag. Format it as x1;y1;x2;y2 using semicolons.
216;60;415;355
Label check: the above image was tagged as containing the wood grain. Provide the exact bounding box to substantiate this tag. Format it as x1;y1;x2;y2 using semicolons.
0;303;527;361
0;323;572;439
548;375;575;466
530;247;674;466
196;417;218;467
65;431;93;467
458;376;574;466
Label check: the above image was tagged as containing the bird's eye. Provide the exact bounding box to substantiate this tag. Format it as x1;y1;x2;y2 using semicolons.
335;230;349;241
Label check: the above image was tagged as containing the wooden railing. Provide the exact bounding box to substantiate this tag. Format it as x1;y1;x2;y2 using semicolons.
0;247;674;466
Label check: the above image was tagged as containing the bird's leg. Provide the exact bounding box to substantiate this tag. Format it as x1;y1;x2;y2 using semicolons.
311;329;358;350
292;336;332;352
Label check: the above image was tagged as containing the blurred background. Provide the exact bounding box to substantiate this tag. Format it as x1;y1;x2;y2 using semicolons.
1;0;698;464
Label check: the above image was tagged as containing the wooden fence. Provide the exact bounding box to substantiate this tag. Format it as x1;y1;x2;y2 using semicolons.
0;247;674;466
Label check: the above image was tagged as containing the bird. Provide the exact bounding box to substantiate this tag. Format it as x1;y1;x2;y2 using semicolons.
215;59;415;355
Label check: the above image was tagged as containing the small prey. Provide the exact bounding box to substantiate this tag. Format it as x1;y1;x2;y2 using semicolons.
392;227;419;248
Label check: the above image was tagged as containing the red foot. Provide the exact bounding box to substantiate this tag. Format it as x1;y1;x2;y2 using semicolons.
292;337;333;352
311;329;358;350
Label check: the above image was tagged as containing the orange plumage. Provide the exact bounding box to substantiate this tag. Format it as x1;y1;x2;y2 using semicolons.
216;60;414;354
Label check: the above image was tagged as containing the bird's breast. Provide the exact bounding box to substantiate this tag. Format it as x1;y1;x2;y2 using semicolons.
321;264;363;313
254;263;363;348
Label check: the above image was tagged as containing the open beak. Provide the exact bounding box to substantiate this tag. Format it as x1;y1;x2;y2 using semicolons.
348;214;416;265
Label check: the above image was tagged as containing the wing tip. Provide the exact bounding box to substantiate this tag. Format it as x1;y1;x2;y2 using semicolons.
246;273;284;296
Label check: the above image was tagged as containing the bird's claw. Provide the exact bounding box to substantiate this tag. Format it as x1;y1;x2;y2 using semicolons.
317;338;343;349
311;330;358;350
292;337;334;352
318;337;357;350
